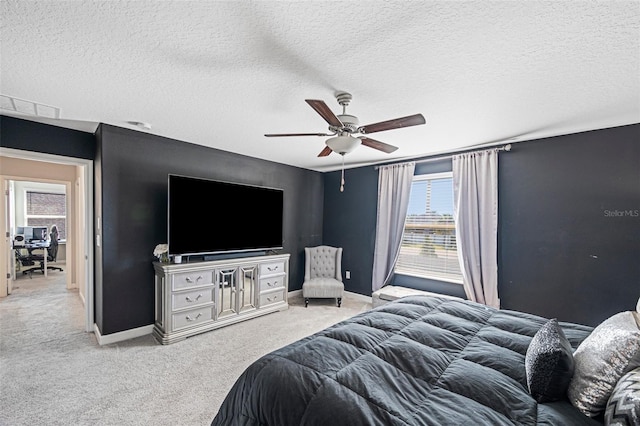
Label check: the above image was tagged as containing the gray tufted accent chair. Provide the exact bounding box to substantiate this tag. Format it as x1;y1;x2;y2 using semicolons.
302;245;344;307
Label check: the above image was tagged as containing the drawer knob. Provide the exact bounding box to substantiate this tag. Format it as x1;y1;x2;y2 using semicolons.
267;265;279;271
185;294;203;303
267;295;278;302
186;313;203;322
185;275;203;283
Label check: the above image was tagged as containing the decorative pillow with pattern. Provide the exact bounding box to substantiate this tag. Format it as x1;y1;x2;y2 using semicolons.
525;318;575;402
568;311;640;417
605;367;640;426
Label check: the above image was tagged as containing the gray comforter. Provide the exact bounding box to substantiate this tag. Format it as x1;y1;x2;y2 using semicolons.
211;295;601;425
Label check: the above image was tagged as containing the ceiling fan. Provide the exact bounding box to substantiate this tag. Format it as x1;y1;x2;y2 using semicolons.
265;91;426;157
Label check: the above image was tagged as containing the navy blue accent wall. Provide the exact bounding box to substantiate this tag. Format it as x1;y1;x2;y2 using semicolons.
323;166;379;295
96;124;323;334
3;115;637;330
0;116;95;158
2;117;323;336
323;124;639;326
498;124;639;326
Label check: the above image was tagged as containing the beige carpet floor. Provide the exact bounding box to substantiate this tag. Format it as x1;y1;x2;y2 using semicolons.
0;272;371;426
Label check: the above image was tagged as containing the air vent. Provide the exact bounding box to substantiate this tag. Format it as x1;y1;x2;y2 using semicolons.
0;94;60;119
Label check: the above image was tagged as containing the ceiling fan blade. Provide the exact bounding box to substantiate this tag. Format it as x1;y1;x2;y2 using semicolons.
318;146;332;157
360;113;426;134
360;137;399;153
305;99;343;127
264;132;332;137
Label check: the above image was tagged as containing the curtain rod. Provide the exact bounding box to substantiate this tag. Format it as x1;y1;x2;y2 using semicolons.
374;143;512;170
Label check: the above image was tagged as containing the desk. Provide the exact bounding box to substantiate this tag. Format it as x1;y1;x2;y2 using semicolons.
14;241;50;277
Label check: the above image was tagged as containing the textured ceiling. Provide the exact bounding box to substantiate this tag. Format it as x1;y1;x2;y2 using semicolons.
1;1;638;172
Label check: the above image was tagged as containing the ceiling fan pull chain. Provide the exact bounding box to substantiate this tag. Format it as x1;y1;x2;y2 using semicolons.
340;155;345;192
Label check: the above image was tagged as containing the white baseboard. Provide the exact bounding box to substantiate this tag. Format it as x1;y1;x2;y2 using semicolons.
93;323;154;346
288;289;302;298
344;290;373;303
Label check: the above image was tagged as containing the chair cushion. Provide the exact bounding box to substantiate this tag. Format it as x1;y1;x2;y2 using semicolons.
309;247;338;279
302;278;344;298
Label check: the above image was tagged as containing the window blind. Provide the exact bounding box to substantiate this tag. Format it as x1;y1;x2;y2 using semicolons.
395;174;463;283
26;191;67;239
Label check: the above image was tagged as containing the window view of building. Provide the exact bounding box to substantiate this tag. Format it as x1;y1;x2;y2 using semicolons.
395;172;463;283
26;191;66;240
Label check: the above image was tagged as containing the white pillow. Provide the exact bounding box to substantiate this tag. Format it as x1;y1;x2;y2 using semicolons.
567;311;640;417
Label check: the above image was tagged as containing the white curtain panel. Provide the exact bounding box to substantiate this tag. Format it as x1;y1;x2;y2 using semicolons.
371;162;415;292
453;149;500;308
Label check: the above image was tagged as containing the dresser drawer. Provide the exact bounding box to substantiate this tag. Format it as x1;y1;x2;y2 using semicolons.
172;287;215;311
259;275;285;292
259;261;285;276
172;270;214;290
172;306;215;331
259;289;285;307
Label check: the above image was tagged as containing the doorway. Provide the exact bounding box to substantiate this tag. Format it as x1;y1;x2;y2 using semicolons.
0;147;94;333
10;180;68;283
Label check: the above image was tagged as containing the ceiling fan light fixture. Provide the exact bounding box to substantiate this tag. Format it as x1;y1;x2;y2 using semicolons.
265;92;424;159
325;134;361;155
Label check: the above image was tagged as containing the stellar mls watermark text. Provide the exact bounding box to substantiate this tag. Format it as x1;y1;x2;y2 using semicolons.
603;209;639;217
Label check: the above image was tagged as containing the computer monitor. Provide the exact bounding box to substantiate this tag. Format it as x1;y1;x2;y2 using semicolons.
17;226;32;239
31;227;48;241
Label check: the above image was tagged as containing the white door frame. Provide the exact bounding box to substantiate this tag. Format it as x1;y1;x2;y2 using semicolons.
4;180;14;293
0;147;94;332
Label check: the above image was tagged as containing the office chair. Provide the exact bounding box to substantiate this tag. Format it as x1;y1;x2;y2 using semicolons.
21;250;40;278
23;234;64;277
16;249;35;273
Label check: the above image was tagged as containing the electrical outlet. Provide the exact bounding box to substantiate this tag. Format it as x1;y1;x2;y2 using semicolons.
345;271;351;279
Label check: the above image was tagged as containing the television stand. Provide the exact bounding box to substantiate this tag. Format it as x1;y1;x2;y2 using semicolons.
152;253;289;344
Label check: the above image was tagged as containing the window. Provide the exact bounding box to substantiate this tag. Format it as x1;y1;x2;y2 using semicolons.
26;191;66;240
395;172;463;283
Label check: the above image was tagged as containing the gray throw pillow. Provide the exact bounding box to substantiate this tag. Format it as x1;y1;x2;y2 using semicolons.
525;318;575;402
568;311;640;417
605;367;640;426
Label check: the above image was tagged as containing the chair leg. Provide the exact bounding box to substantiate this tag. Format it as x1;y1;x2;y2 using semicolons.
304;298;309;308
337;298;342;307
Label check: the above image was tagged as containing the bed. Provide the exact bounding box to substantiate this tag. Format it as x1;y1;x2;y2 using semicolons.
211;295;640;425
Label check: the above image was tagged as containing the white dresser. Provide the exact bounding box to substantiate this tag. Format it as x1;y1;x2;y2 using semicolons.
153;253;289;344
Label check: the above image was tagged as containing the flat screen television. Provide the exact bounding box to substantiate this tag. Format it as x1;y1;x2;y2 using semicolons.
168;174;284;256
